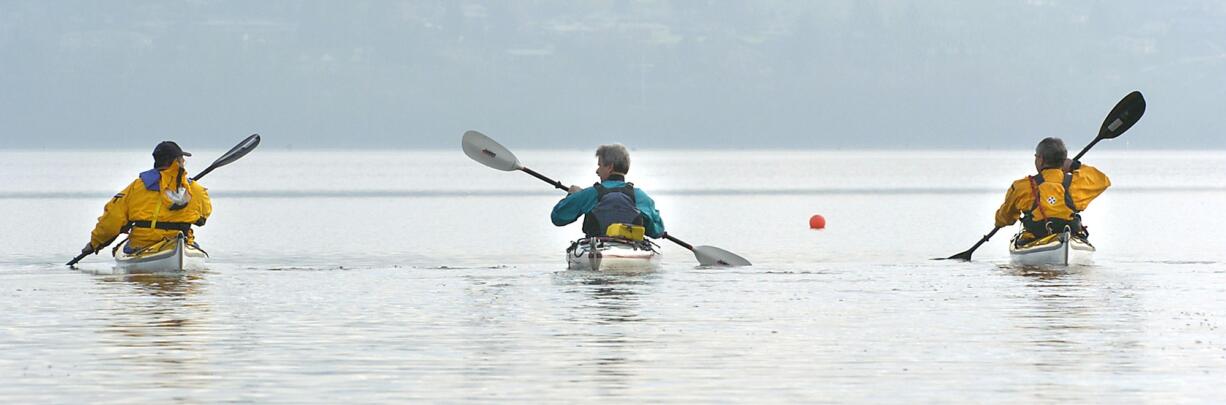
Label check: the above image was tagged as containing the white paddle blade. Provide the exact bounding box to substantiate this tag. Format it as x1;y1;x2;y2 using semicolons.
462;130;522;171
693;245;752;267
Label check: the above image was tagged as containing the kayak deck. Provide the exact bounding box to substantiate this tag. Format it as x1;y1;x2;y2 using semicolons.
114;234;208;274
566;237;661;272
1008;230;1094;266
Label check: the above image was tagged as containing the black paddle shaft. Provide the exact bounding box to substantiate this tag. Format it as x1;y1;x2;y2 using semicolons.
663;233;694;251
66;236;117;266
945;227;1001;261
520;167;568;191
1071;138;1101;162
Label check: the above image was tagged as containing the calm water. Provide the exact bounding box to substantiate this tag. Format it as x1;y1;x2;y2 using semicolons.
2;150;1225;402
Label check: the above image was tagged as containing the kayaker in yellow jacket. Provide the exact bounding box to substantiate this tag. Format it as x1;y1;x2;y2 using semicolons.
81;141;212;256
995;137;1110;245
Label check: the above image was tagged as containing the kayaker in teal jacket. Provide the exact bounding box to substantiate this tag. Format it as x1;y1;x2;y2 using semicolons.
551;144;665;238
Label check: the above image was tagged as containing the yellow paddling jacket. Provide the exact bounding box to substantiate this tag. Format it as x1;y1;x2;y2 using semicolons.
994;164;1110;231
89;160;212;251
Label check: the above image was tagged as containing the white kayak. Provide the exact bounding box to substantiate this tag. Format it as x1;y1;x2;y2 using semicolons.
114;233;208;274
1009;229;1094;266
566;237;661;272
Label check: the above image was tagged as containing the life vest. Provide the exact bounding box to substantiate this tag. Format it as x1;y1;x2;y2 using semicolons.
582;183;645;237
1020;171;1082;237
135;166;197;230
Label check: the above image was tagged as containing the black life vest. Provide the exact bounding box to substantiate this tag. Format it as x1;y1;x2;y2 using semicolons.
1020;171;1083;237
582;182;645;237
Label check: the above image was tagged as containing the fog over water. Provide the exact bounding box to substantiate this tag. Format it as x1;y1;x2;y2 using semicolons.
2;1;1224;149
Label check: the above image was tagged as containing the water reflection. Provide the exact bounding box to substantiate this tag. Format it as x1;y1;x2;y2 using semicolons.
1000;264;1144;388
554;270;657;322
1002;264;1089;281
552;270;660;395
93;273;212;389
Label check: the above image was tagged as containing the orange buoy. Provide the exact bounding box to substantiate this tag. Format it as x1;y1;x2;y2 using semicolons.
809;214;826;229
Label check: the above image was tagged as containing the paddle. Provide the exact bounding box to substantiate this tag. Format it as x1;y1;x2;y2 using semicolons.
461;130;752;267
942;227;1002;262
940;91;1146;261
661;233;753;267
67;134;262;267
191;133;262;181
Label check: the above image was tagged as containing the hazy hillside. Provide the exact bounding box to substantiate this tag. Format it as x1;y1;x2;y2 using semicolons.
1;1;1222;149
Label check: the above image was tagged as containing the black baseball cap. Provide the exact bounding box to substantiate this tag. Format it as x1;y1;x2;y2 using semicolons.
152;141;192;167
153;141;192;160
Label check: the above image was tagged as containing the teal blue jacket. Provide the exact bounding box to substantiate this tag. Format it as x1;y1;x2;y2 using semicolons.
551;179;665;238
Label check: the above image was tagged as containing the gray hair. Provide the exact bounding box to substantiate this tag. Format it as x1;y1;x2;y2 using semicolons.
595;144;631;174
1035;137;1067;169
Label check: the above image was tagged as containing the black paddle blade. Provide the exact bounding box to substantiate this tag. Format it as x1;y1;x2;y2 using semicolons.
214;134;262;167
936;227;1000;262
66;252;88;267
191;134;261;181
931;249;973;261
944;250;974;261
1098;91;1145;139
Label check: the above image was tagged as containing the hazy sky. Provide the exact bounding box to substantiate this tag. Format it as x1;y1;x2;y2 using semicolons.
1;1;1222;149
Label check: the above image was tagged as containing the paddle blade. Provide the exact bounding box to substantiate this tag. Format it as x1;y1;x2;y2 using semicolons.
192;134;260;181
462;130;522;171
938;227;1000;262
1098;91;1145;139
214;134;261;167
944;250;974;261
66;252;88;267
693;245;752;267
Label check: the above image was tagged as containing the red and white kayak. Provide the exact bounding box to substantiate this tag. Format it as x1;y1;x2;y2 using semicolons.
114;233;208;274
1009;230;1094;266
566;237;661;272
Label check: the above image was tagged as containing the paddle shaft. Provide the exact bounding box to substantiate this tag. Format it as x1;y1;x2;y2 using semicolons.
192;166;217;182
663;234;694;251
521;167;567;191
962;227;1001;255
1071;137;1101;162
189;152;237;181
66;238;113;267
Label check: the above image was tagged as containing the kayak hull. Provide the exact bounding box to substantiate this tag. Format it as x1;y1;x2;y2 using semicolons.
566;238;661;272
1009;230;1094;266
114;234;208;274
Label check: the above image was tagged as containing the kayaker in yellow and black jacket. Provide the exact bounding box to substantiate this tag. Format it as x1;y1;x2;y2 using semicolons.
81;141;212;256
995;137;1110;245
